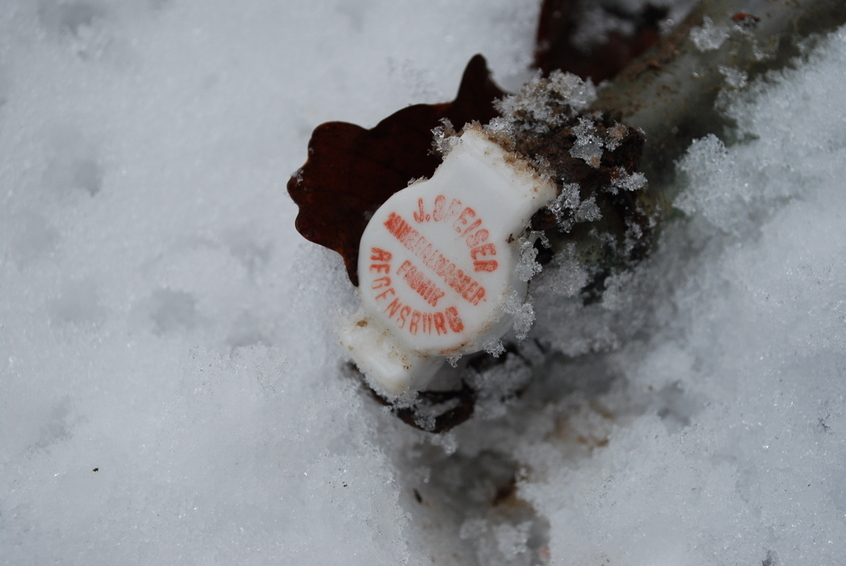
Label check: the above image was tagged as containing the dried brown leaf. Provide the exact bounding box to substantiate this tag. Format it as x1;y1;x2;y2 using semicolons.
287;55;505;285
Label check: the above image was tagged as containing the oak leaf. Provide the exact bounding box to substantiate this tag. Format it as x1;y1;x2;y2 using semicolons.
287;54;505;286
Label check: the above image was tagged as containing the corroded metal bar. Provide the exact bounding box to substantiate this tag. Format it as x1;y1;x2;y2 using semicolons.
594;0;846;200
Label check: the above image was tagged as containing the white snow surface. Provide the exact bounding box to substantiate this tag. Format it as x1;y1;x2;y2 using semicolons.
2;2;846;565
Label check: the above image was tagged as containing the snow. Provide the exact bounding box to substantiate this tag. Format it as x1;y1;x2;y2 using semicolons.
610;168;647;193
2;1;846;565
690;15;728;51
526;27;846;564
502;290;536;342
492;70;596;134
568;116;604;168
516;238;542;282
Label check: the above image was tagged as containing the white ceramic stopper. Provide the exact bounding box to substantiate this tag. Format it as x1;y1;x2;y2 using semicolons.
338;126;556;397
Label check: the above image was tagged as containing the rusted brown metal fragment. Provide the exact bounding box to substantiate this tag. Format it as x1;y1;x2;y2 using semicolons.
392;385;476;433
360;343;540;433
484;81;652;293
534;0;667;82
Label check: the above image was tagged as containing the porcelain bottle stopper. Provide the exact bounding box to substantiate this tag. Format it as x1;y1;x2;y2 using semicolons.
338;126;557;397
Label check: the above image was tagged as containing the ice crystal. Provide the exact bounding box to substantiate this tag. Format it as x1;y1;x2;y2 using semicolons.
516;238;543;282
690;16;728;51
494;70;596;132
502;290;535;341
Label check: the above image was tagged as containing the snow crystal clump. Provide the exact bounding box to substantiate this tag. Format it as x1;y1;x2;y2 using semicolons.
432;118;460;156
719;65;748;89
502;290;535;341
550;182;581;219
532;243;591;299
429;430;458;456
674;134;744;231
674;128;795;236
569;116;604;167
466;353;533;420
603;122;629;151
690;15;728;51
574;195;601;222
494;521;532;559
482;337;507;358
493;70;596;133
515;238;542;282
609;167;647;193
